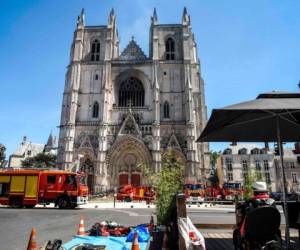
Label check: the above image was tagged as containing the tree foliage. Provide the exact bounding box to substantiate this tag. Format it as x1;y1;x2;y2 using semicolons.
209;151;220;187
243;169;257;200
21;152;56;168
155;149;184;224
137;163;155;186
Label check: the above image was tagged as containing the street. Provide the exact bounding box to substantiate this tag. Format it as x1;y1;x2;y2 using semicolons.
0;205;237;250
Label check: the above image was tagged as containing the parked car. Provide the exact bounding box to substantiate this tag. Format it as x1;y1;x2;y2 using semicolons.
287;193;300;201
270;192;300;202
270;192;282;201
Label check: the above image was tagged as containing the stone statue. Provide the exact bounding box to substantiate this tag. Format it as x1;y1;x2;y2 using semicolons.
0;144;6;167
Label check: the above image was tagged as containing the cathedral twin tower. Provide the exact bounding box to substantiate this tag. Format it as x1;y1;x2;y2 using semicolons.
57;8;210;192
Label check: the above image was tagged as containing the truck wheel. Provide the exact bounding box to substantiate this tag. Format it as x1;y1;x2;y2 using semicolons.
9;197;23;208
25;205;35;209
57;197;69;209
125;197;132;202
69;203;77;209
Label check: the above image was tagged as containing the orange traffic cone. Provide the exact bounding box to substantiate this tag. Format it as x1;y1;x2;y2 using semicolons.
131;232;139;250
162;227;169;250
77;216;86;236
27;228;37;250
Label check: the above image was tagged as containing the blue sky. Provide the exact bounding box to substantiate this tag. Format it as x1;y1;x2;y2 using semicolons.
0;0;300;157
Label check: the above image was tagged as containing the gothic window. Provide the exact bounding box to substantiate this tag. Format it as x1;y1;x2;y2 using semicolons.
165;37;175;60
92;101;99;118
118;77;145;107
91;39;100;61
95;74;99;80
163;101;170;118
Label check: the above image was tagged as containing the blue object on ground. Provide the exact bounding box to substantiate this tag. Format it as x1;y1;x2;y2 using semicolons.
126;225;150;242
62;235;149;250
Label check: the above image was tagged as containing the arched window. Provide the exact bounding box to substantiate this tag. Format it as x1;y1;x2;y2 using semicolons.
91;39;100;61
118;77;145;107
163;101;170;118
92;102;99;118
165;37;175;60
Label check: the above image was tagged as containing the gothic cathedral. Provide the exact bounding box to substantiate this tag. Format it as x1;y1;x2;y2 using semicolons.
57;8;210;193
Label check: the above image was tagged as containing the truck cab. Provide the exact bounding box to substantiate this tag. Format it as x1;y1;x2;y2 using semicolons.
0;169;88;209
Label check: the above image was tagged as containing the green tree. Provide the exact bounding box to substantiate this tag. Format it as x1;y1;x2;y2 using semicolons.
209;151;220;187
243;169;257;200
155;149;184;224
21;152;56;168
137;163;155;186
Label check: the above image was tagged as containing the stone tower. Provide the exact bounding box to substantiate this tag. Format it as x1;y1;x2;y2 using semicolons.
57;8;210;192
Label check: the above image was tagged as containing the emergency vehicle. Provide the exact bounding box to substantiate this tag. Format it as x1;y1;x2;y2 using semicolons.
205;186;222;201
0;169;88;209
116;184;155;203
222;182;244;201
184;183;206;204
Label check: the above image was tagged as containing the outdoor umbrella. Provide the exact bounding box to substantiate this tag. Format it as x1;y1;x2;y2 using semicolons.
197;92;300;248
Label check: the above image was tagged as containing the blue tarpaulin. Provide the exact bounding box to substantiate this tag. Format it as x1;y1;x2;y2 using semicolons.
126;225;150;242
62;235;149;250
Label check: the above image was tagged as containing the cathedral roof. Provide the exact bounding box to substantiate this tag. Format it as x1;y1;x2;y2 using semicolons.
120;38;147;61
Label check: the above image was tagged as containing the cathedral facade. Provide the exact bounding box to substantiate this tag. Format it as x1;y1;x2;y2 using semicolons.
57;8;210;192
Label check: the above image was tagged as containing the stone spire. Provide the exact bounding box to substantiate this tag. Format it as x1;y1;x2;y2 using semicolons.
77;8;85;28
151;8;158;25
45;132;55;152
108;8;116;26
182;7;190;26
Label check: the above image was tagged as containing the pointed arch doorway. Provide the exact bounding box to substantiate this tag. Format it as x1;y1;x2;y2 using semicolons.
106;136;152;187
80;158;95;193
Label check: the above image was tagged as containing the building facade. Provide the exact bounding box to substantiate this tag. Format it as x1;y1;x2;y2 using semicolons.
8;134;57;168
221;143;277;191
57;8;210;192
221;143;300;193
274;144;300;193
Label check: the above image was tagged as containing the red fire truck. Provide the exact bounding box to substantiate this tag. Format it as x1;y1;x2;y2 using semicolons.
205;186;222;201
222;182;244;201
184;183;206;204
116;184;155;203
0;169;88;209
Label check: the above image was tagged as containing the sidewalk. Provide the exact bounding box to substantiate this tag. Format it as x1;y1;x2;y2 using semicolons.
81;200;236;211
203;232;300;250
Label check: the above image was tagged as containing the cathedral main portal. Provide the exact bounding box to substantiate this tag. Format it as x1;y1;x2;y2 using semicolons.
106;136;152;187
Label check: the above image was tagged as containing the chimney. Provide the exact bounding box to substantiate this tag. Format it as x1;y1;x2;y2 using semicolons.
22;136;27;145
